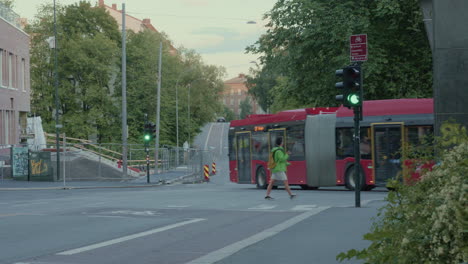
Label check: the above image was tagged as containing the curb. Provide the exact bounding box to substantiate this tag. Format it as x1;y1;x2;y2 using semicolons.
0;173;201;191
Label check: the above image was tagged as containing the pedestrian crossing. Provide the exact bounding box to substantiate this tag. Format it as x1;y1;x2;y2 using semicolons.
163;204;321;212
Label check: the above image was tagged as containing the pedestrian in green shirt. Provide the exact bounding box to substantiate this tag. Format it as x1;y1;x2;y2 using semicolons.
265;137;296;200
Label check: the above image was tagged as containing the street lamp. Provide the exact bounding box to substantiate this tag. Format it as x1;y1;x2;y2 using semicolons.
53;0;60;181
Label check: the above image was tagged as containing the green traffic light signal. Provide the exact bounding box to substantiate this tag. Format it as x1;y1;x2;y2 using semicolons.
347;93;361;106
144;134;151;141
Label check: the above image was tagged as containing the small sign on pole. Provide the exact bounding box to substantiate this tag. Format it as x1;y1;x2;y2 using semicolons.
350;34;368;62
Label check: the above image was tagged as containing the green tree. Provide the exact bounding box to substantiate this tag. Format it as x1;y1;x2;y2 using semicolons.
239;97;252;119
247;0;432;111
221;105;236;122
28;1;226;146
28;1;121;142
0;0;14;8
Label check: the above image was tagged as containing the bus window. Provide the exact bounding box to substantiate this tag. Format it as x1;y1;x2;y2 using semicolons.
336;128;353;159
360;128;371;160
407;126;433;145
406;126;434;156
287;129;305;161
228;133;236;161
252;132;269;161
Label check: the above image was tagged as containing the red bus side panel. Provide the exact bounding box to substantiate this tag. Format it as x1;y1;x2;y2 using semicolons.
287;161;307;185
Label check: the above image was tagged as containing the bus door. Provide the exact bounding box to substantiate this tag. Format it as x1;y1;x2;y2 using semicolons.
236;132;252;183
371;123;404;185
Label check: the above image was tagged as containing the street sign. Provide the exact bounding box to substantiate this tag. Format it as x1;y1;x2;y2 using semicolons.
350;34;368;62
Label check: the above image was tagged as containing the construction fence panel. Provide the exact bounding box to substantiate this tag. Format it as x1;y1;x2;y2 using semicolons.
0;143;215;186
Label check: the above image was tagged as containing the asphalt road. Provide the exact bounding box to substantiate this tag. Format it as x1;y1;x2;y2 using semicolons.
0;122;388;264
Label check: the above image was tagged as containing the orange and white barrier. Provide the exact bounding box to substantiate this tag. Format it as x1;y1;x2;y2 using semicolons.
204;164;210;181
211;162;216;175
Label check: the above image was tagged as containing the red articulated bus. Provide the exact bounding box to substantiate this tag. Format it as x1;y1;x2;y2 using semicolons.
228;98;434;190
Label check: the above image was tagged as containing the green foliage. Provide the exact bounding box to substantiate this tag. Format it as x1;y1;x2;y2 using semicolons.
239;97;252;119
27;1;225;145
337;122;468;263
221;106;236;122
247;0;432;112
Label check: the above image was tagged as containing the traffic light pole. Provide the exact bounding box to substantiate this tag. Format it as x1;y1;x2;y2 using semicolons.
144;113;150;183
354;62;363;208
353;106;361;208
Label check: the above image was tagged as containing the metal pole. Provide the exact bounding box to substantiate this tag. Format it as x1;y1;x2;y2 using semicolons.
121;3;128;177
354;62;363;208
53;0;60;181
176;80;179;167
354;107;361;208
144;113;150;183
155;42;162;175
62;133;66;187
188;83;191;145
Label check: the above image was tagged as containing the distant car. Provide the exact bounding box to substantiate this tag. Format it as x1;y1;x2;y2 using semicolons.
217;117;226;122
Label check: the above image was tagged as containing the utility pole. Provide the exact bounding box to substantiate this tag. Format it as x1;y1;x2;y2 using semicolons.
154;42;162;175
53;0;60;181
121;3;128;177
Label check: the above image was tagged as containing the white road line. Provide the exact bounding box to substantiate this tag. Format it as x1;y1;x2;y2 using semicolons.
219;123;225;155
291;205;318;211
248;204;277;210
12;202;49;207
186;207;329;264
57;218;206;256
204;123;214;150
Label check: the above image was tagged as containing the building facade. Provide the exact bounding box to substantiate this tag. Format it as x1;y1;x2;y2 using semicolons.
223;74;263;119
0;3;30;145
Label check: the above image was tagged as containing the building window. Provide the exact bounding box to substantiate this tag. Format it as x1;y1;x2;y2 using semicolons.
21;58;25;91
0;50;2;86
8;53;12;88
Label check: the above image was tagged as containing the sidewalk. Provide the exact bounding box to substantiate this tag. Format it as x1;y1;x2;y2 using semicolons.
215;200;385;264
0;169;201;190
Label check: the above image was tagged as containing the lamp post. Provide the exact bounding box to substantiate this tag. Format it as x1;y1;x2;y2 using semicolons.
53;0;60;180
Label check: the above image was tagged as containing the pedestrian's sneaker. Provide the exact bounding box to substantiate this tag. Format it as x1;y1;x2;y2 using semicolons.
290;194;296;199
265;196;274;200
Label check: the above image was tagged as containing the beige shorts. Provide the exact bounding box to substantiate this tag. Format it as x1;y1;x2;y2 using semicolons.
271;171;287;181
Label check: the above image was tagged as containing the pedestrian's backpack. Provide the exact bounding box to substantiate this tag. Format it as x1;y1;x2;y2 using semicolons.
267;149;282;170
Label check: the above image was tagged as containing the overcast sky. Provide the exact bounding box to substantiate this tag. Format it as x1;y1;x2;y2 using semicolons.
14;0;277;79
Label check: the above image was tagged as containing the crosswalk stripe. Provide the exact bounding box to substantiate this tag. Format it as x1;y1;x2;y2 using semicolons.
248;204;277;210
291;205;318;211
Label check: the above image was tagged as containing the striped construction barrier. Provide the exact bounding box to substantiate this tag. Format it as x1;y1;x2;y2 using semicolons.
211;162;216;175
204;164;210;182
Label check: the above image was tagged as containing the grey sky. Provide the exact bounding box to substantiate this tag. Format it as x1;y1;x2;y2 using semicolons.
14;0;277;79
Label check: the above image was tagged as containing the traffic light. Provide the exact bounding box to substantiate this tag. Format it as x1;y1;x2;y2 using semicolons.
143;122;156;142
144;122;151;142
144;122;156;142
335;65;362;108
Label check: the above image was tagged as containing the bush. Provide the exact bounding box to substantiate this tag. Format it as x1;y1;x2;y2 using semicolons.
337;122;468;263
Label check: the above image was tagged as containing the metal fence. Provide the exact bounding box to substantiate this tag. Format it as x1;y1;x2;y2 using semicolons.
0;142;216;186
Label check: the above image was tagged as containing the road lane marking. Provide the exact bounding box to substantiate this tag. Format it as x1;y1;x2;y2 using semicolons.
219;123;225;155
248;204;277;210
186;207;329;264
57;218;206;256
291;205;318;211
204;123;214;150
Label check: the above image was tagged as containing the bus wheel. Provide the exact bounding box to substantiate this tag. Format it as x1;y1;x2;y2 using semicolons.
345;166;366;191
256;167;268;189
